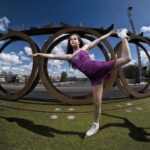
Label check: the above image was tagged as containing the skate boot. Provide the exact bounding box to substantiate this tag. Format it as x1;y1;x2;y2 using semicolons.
117;28;128;39
84;122;99;139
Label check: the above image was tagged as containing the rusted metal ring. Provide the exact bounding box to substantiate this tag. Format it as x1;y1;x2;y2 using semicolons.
39;27;117;104
115;34;150;98
0;31;40;100
0;28;149;103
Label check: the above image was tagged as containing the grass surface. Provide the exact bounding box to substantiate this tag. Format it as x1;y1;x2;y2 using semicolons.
0;97;150;150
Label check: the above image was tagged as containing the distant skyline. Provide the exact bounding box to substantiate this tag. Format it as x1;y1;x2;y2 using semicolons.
0;0;149;77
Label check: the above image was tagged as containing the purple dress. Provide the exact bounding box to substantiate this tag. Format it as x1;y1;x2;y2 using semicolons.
71;50;116;86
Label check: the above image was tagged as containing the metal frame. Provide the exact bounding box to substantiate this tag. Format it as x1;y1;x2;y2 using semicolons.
0;26;149;104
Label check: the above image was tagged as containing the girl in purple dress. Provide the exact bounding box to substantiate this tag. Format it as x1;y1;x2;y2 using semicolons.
31;29;132;138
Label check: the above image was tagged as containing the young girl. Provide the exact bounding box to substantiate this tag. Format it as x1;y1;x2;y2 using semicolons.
31;29;132;138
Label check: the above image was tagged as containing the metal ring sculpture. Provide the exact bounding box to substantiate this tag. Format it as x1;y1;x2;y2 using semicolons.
115;33;150;98
0;31;40;100
39;27;117;104
0;26;149;104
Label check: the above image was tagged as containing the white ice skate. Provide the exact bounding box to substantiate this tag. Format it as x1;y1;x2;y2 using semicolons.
84;122;99;139
117;28;128;39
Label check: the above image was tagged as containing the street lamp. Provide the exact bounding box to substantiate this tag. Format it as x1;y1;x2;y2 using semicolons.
127;6;142;83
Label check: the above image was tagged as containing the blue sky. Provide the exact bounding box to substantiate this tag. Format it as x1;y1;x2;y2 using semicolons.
0;0;150;77
1;0;150;32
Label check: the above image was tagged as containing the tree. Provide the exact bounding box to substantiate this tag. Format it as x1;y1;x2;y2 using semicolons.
123;65;139;79
60;71;68;82
1;71;7;75
8;71;14;76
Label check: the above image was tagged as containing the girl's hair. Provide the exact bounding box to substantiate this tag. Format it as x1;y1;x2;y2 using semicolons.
66;33;84;69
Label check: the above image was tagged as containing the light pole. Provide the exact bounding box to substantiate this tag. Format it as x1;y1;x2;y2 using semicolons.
127;6;142;83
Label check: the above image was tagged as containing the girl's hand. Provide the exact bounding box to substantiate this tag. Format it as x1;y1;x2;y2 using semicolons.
109;29;117;35
29;53;39;57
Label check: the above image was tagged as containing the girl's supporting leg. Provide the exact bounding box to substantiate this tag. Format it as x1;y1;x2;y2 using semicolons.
85;82;104;138
92;82;104;123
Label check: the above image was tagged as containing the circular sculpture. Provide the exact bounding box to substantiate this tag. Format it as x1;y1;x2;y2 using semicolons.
0;26;149;104
115;34;150;98
0;31;40;100
39;27;117;104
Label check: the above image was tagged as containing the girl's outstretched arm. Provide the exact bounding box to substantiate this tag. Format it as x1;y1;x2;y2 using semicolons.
82;29;117;51
31;53;72;60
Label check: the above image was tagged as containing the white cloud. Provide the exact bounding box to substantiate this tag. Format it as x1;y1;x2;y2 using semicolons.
68;67;74;73
0;52;22;64
52;40;68;54
53;59;63;65
48;60;64;77
0;61;33;75
140;50;150;64
73;69;87;78
18;51;24;56
0;16;10;33
24;46;32;55
0;51;33;75
140;26;150;32
140;26;150;36
1;66;10;71
20;55;30;61
0;64;32;75
19;50;30;61
22;62;33;70
47;45;65;74
48;59;64;66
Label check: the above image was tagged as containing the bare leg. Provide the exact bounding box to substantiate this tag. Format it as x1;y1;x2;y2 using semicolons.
85;82;103;138
113;38;132;69
92;82;103;123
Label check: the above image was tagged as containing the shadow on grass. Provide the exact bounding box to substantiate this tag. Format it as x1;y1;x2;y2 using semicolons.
1;114;149;141
0;116;85;139
101;113;150;142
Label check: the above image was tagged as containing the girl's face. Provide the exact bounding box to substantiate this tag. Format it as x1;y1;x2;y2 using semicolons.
70;35;80;49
